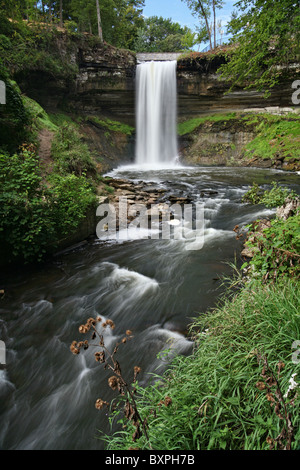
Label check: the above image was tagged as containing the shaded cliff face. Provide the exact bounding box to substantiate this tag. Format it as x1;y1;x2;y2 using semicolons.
17;35;297;129
16;36;137;169
15;34;299;170
20;39;136;120
72;43;136;126
176;54;299;119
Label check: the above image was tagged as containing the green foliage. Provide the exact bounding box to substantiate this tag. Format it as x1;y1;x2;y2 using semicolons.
0;148;97;263
0;79;30;153
242;214;300;282
243;114;300;161
0;18;78;81
102;279;300;450
86;116;135;135
51;123;96;176
242;182;300;281
23;95;58;133
182;0;224;50
242;181;298;207
177;112;237;135
218;0;300;93
0;148;55;262
133;15;193;52
46;173;97;238
69;0;145;50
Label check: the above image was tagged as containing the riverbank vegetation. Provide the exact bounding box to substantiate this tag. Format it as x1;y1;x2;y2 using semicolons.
0;77;99;263
178;111;300;171
96;186;300;451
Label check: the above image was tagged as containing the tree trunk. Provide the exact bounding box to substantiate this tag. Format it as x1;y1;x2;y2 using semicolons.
49;1;53;23
60;0;63;28
96;0;103;42
213;0;216;48
197;1;212;51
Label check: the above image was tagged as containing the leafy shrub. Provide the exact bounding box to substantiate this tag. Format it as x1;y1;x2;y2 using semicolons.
0;149;97;263
51;123;96;176
242;181;298;207
242;214;300;282
47;173;97;238
0;148;55;262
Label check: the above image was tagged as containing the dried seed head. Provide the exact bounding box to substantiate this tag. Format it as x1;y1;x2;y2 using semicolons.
70;341;80;355
106;319;115;329
79;325;88;334
134;366;141;375
95;351;105;363
256;381;266;390
164;396;172;407
108;376;119;390
126;330;132;336
95;398;109;410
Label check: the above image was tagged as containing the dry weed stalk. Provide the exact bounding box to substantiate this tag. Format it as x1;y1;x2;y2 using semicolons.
70;316;150;446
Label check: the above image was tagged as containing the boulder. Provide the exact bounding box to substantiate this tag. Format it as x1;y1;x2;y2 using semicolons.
276;197;300;220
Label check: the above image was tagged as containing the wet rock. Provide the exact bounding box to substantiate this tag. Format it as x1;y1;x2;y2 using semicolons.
241;246;255;258
169;195;191;204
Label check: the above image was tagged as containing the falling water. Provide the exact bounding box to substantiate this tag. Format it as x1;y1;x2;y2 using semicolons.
135;61;178;167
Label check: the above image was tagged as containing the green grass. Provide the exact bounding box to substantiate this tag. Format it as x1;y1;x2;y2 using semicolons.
48;112;78;128
101;278;300;450
177;112;237;136
86;115;135;135
22;95;58;133
244;114;300;160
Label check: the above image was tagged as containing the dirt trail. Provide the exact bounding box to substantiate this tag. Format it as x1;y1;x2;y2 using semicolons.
38;128;55;175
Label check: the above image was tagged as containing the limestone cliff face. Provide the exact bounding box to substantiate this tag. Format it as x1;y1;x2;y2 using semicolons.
17;37;136;124
72;43;136;125
179;120;256;167
176;54;299;118
15;35;299;170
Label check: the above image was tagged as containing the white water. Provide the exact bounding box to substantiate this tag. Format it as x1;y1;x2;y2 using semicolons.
135;61;178;167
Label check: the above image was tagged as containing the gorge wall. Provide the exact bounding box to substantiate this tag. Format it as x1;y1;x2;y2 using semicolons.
16;34;300;170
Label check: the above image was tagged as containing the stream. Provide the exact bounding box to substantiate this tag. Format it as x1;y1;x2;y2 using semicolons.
0;165;299;450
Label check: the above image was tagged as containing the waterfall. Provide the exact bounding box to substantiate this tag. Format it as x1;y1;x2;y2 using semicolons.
135;60;178;167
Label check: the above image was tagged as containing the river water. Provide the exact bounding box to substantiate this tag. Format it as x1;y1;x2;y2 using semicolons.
0;165;299;450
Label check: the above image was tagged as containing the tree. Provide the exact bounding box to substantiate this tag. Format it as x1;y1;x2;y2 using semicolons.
218;0;300;94
133;15;193;52
59;0;63;27
95;0;103;41
182;0;224;50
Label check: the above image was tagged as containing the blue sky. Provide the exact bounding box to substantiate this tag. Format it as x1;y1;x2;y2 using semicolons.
142;0;237;49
